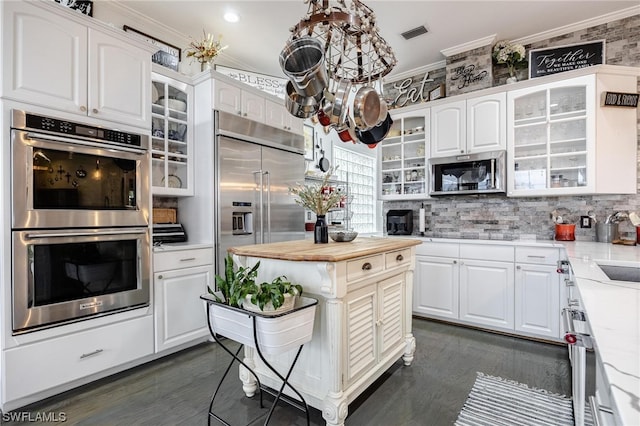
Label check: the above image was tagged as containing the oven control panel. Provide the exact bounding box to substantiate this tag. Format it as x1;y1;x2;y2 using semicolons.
19;111;143;147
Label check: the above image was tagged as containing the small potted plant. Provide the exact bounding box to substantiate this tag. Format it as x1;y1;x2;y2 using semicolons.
492;40;527;84
185;30;228;71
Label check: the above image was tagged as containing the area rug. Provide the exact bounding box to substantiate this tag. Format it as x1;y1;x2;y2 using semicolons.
455;372;593;426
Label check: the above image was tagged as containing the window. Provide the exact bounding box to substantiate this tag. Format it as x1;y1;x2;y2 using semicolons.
333;147;377;233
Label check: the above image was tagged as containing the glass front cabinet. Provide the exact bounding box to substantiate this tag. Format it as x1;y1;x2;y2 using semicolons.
506;70;638;196
379;108;430;200
151;71;194;196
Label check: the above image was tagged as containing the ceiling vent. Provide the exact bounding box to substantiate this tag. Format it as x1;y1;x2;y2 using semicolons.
401;25;428;40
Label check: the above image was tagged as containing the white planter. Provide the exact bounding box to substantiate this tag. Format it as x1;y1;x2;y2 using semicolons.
207;296;316;355
242;293;296;315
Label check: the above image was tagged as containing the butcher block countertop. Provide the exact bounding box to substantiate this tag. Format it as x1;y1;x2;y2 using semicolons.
229;237;420;262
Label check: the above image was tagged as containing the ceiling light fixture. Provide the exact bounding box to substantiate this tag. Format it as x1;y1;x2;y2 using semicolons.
223;11;239;23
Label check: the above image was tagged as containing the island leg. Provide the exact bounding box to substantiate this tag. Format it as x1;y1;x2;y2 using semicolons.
322;391;349;426
403;333;416;366
240;346;258;397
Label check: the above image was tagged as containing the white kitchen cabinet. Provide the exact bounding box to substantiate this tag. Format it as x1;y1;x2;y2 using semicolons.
413;255;459;320
266;98;303;134
430;100;466;157
153;247;213;353
507;69;638;196
214;78;265;122
151;70;194;196
431;94;506;158
514;247;561;340
379;108;429;199
459;258;515;331
466;92;507;153
1;0;151;129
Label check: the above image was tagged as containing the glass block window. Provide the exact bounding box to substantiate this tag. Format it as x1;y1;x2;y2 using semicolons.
333;146;377;233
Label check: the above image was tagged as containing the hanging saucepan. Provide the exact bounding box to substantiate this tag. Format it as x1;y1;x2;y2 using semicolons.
318;145;330;172
321;79;352;128
284;80;322;119
336;114;358;144
352;85;381;131
377;98;388;126
356;113;394;145
279;36;328;98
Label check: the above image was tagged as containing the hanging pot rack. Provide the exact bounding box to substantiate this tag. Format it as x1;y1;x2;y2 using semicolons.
287;0;397;84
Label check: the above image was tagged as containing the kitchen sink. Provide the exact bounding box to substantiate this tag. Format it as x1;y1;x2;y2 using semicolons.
597;264;640;282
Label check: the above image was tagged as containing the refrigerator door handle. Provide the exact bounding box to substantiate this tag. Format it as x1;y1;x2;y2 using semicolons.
253;170;264;244
264;171;271;243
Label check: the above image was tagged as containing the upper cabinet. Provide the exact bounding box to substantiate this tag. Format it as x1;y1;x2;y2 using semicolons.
431;93;506;158
379;108;429;200
507;70;638;196
1;1;151;129
212;76;302;135
151;71;194;196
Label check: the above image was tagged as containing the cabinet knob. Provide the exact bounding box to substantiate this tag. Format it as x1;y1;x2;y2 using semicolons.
396;254;404;262
362;262;372;271
243;113;248;117
516;265;521;270
237;111;242;115
92;108;98;114
460;150;464;153
80;106;87;112
158;275;163;279
453;260;457;264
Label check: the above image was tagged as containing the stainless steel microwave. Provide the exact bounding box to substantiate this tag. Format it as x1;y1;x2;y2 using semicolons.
429;151;506;196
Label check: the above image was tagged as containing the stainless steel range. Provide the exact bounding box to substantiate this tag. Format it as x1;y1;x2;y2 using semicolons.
10;110;151;334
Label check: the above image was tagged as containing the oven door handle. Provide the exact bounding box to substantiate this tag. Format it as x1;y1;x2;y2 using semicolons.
26;132;146;155
26;229;147;239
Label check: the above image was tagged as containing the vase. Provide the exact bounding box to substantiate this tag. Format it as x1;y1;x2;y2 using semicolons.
506;76;518;84
314;215;328;244
201;61;212;72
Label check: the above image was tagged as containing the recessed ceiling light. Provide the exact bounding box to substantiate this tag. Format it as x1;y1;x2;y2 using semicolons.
224;11;239;23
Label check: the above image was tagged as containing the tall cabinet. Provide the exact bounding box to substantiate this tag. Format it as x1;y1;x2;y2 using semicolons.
151;69;194;196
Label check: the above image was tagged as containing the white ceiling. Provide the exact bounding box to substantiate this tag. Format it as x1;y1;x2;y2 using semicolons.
116;1;639;79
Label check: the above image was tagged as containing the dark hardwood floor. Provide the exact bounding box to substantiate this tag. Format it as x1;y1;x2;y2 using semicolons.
3;318;576;426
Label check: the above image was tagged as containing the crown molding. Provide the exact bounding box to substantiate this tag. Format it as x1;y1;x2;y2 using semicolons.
440;34;497;58
513;6;640;46
385;60;446;83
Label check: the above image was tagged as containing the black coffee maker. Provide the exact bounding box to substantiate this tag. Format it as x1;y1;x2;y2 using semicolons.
386;210;413;235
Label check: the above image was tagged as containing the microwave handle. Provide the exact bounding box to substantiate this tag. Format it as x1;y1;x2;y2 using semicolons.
490;158;496;189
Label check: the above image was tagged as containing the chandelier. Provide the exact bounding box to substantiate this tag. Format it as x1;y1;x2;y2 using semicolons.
280;0;397;147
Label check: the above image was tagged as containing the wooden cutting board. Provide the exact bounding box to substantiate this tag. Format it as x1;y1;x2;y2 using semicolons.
228;237;420;262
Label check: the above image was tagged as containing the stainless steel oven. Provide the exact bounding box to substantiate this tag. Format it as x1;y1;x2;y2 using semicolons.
11;109;149;229
12;227;150;334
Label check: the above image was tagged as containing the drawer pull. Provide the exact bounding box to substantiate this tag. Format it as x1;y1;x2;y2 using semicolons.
80;348;104;359
396;254;404;262
527;255;546;259
362;262;372;271
180;257;197;262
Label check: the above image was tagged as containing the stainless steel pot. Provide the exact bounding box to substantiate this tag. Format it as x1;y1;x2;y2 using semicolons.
352;86;381;131
321;79;352;128
279;37;328;98
284;80;322;119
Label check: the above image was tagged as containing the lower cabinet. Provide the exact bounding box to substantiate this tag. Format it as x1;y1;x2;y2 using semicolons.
413;241;562;341
153;247;213;352
459;259;514;331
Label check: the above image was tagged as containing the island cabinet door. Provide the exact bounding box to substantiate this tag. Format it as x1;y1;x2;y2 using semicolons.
377;274;405;361
344;285;377;387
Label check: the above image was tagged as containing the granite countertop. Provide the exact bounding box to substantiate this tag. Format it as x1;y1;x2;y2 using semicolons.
229;237;420;262
560;242;640;426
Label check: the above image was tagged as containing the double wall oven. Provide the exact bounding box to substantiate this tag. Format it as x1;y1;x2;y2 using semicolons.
10;110;150;334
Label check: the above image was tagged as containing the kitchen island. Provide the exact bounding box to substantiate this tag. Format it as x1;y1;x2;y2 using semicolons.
228;237;420;426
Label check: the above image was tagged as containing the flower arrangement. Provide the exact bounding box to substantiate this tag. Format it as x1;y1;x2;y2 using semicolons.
185;30;227;64
289;168;344;216
492;40;527;77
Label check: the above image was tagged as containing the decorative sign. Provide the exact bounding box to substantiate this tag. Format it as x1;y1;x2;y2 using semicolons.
54;0;93;16
123;26;181;72
602;91;639;108
385;72;435;109
529;40;605;79
450;64;488;90
215;65;287;99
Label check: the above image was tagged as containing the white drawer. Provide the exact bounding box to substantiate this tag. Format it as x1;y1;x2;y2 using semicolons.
4;315;154;402
515;246;560;265
385;248;411;269
154;247;214;272
460;244;514;262
347;254;384;282
416;242;459;258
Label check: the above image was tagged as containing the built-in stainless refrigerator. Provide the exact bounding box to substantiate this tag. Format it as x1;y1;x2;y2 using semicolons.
214;110;305;274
